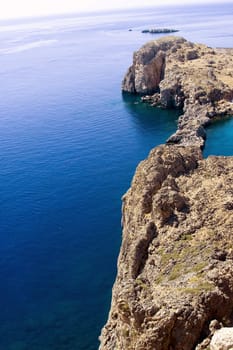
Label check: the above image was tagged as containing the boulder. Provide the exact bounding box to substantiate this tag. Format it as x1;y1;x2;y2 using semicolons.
210;328;233;350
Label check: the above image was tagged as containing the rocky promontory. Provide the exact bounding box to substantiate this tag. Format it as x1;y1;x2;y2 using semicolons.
122;36;233;148
99;37;233;350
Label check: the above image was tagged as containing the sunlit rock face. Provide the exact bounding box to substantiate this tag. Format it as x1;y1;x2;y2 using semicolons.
123;36;233;148
99;37;233;350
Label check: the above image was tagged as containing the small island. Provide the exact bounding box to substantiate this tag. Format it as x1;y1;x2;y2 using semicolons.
142;28;179;34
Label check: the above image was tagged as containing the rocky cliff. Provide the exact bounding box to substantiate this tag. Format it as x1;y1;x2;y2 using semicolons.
99;37;233;350
122;36;233;148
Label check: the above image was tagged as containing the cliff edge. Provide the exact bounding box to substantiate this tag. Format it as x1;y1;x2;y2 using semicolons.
99;37;233;350
122;36;233;148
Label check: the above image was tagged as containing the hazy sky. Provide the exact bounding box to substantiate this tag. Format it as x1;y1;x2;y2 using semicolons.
0;0;230;20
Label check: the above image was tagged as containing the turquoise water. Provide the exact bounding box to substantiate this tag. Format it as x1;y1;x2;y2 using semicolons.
0;3;232;350
204;117;233;157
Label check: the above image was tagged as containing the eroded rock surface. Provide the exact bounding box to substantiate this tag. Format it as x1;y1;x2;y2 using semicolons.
210;327;233;350
99;145;233;350
122;36;233;148
99;37;233;350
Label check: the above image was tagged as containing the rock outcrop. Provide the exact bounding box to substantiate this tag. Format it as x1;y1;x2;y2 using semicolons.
210;327;233;350
99;37;233;350
122;36;233;148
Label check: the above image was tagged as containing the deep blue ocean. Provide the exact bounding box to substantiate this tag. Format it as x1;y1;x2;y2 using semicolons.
0;3;232;350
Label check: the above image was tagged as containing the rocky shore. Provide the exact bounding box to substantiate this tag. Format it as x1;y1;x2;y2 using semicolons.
122;36;233;148
99;37;233;350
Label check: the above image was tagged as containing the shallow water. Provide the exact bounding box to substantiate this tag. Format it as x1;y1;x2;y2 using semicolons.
0;3;232;349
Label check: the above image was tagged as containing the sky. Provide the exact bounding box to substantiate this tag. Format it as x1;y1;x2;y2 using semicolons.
0;0;231;20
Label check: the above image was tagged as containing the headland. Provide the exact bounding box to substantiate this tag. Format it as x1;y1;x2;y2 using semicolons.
99;36;233;350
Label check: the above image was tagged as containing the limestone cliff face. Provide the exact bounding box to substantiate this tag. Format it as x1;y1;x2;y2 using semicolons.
99;37;233;350
123;36;233;148
100;145;233;350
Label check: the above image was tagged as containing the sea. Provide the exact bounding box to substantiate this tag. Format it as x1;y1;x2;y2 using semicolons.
0;3;232;350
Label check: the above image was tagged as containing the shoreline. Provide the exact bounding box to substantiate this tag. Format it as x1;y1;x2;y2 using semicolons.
122;36;233;150
99;37;233;350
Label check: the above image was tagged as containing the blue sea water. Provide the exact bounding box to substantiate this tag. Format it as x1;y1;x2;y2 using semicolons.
0;3;232;350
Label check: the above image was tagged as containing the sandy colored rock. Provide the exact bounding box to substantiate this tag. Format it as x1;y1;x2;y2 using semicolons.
99;37;233;350
123;36;233;148
99;145;233;350
210;327;233;350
